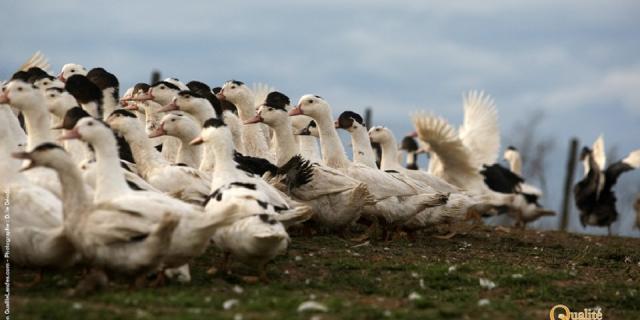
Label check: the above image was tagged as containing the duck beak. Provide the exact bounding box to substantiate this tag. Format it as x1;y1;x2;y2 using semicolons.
57;73;65;82
60;128;82;140
215;92;225;101
189;136;204;146
243;114;263;125
408;131;418;138
0;92;9;104
11;152;36;172
148;123;166;138
288;106;303;116
334;120;340;128
157;99;178;113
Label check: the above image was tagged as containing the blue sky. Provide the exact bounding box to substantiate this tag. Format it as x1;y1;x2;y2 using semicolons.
1;0;639;235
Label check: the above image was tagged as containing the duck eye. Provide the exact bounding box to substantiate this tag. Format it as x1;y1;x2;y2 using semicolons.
88;122;93;126
231;86;236;89
43;81;49;86
159;86;165;90
307;100;313;104
49;94;54;98
268;107;273;111
17;87;23;91
171;119;176;122
71;69;75;73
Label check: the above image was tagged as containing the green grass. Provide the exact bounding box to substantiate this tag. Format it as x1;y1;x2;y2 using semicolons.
11;226;640;319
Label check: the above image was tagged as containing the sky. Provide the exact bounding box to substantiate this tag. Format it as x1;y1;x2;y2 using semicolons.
1;0;639;235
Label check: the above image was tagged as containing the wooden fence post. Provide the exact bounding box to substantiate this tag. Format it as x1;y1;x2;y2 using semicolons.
150;70;161;84
559;138;579;231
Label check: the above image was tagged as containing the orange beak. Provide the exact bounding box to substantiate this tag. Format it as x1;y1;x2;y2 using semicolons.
189;136;204;146
157;98;178;113
288;106;303;116
0;92;9;104
243;114;264;124
60;127;82;140
148;123;167;138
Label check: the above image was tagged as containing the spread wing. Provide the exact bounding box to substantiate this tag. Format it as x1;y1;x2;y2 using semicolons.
18;51;50;72
458;90;500;168
252;82;276;107
411;112;479;188
592;134;606;171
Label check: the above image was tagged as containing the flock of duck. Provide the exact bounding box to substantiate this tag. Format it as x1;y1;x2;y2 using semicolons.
1;52;639;294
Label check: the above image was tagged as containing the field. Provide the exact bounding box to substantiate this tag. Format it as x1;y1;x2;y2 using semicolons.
11;226;640;319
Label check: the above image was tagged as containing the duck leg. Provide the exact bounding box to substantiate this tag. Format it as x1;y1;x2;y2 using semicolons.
350;216;379;242
208;252;231;275
14;269;43;288
148;270;167;288
68;268;108;297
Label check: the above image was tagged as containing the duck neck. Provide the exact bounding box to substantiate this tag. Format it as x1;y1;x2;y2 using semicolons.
298;135;321;163
508;154;523;175
174;126;202;167
350;126;378;169
270;119;299;166
121;126;167;177
233;94;256;121
406;152;418;169
92;133;132;202
21;104;53;149
54;159;90;226
82;100;102;119
378;139;403;171
207;135;237;178
101;88;118;120
191;101;217;126
314;113;350;169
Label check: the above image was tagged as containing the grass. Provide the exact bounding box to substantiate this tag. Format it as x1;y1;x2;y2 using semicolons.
10;226;640;319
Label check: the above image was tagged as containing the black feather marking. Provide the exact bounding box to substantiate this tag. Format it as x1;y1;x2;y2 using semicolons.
133;82;150;94
65;75;103;104
151;81;180;91
129;234;149;242
203;118;226;128
120;161;134;172
264;91;290;110
273;205;288;213
87;68;119;101
480;163;524;194
229;80;244;86
277;155;314;193
230;182;257;190
256;200;268;209
127;180;143;191
258;214;270;223
174;163;189;167
385;170;399;174
32;142;64;152
109;109;137;119
154;144;163;152
400;136;419;152
46;87;65;93
115;134;136;164
61;107;91;130
233;152;278;176
506;146;517;151
26;68;52;84
337;111;364;129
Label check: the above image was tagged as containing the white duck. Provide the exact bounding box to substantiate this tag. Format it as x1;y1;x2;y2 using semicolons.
289;95;448;231
245;91;374;230
368;126;498;234
291;117;322;163
1;79;62;197
193;118;311;281
57;63;87;82
216;81;273;161
156;89;243;171
61;117;246;283
411;91;545;223
0;123;74;277
106;109;210;205
149;112;202;168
